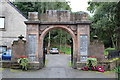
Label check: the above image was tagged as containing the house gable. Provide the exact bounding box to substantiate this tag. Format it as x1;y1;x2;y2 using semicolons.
0;0;27;47
7;1;27;19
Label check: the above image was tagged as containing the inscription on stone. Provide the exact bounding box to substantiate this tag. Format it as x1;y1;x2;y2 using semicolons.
28;34;37;61
80;35;88;55
28;34;37;54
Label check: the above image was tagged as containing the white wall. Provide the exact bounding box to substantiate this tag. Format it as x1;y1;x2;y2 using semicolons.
0;1;27;47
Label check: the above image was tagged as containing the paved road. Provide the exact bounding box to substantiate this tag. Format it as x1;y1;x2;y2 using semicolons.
2;54;117;78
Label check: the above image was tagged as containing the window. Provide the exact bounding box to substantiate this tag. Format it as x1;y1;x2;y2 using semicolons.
0;17;5;29
0;46;7;53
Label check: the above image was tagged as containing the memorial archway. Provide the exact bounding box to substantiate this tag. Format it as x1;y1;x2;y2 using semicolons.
25;10;91;69
40;25;76;66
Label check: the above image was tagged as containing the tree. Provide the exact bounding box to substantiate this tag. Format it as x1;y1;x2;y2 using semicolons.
44;29;72;51
13;2;71;17
115;1;120;50
87;1;120;49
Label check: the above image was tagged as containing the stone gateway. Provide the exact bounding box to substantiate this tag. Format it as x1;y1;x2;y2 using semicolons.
25;10;91;69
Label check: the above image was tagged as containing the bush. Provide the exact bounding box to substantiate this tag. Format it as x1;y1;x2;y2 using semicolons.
87;58;97;69
17;56;29;71
104;48;116;55
115;66;120;73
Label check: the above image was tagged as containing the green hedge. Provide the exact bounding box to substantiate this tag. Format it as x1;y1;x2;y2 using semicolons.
104;48;116;55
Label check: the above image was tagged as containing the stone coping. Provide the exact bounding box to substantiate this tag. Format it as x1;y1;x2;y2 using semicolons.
0;61;11;62
28;61;39;63
77;61;87;63
25;21;92;25
0;61;39;63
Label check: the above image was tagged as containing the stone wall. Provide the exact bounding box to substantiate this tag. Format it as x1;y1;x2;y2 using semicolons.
12;39;26;62
39;10;88;22
88;40;105;61
70;12;88;21
98;59;120;71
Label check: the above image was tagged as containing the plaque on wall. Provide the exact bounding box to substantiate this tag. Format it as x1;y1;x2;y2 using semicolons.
28;34;37;54
80;35;88;55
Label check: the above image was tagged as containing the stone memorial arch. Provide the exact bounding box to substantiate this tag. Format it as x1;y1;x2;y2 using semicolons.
25;10;91;69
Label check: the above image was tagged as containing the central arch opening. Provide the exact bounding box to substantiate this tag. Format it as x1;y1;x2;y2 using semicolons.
41;26;75;68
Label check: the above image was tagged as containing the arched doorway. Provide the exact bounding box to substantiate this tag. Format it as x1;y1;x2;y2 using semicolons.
39;26;76;67
43;29;73;68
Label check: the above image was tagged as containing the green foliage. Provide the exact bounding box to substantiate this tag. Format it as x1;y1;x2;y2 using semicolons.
87;2;100;13
87;58;97;67
13;2;71;17
44;29;72;52
59;46;71;54
115;66;120;73
17;58;29;71
45;29;71;44
104;48;116;55
88;1;120;49
109;58;120;62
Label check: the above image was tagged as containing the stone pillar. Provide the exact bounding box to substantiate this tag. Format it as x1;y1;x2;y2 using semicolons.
77;24;90;62
28;12;39;21
26;12;40;69
12;35;26;62
26;12;46;69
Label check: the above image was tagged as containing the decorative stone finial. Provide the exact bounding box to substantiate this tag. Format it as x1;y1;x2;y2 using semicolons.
18;35;24;40
93;35;98;39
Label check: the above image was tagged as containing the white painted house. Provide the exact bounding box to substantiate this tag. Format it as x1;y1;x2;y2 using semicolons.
0;0;27;48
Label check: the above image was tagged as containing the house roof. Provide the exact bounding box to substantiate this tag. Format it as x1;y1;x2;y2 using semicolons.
7;0;27;19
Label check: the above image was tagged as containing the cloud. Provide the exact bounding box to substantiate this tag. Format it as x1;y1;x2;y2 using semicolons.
66;0;89;12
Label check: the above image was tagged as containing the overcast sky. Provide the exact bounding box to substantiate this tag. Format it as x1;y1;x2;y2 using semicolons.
66;0;91;14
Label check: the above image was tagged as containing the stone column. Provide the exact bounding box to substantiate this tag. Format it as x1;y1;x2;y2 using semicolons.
26;12;40;69
77;24;90;62
25;12;40;69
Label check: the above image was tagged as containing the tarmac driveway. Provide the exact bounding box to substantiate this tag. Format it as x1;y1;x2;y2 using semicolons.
1;54;117;78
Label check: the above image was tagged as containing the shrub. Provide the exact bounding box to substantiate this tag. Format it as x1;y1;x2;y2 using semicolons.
104;48;116;55
17;56;29;71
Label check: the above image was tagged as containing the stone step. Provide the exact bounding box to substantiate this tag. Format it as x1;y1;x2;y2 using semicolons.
11;65;21;69
11;62;21;69
11;66;21;69
12;64;19;66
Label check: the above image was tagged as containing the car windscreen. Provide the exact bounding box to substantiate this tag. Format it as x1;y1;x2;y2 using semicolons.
52;48;58;50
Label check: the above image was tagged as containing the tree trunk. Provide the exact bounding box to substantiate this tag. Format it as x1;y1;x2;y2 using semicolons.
48;32;51;50
116;37;120;50
111;36;116;48
65;34;67;50
59;30;62;52
118;38;120;50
